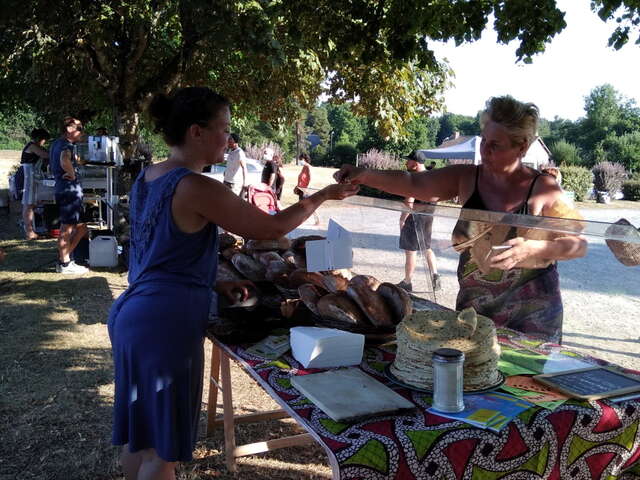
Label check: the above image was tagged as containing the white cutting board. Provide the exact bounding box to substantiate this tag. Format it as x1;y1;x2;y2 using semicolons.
291;368;415;422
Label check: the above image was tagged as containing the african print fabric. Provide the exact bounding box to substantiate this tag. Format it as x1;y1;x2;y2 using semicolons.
215;330;640;479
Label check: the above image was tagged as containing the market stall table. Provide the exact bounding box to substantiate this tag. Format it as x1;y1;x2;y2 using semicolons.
204;328;640;479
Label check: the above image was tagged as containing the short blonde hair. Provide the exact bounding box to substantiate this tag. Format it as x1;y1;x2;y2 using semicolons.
480;96;539;148
542;167;562;185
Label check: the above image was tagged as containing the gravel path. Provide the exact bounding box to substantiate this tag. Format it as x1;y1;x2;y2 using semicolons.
293;203;640;370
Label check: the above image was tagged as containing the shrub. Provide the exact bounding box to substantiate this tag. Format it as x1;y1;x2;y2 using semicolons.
549;140;582;166
559;165;592;201
324;143;357;168
357;148;403;170
622;180;640;201
592;161;627;194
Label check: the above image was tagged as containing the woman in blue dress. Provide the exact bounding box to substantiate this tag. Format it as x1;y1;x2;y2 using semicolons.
107;87;358;480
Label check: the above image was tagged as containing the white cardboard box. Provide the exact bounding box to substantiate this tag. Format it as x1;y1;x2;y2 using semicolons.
290;327;364;369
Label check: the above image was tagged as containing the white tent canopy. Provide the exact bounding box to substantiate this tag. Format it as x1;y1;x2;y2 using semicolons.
417;136;550;169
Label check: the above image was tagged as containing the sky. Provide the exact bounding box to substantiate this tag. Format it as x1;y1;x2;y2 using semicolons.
430;0;640;121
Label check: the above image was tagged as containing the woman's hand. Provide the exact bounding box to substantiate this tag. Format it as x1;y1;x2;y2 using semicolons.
489;237;545;270
319;182;360;201
215;280;255;304
333;164;366;185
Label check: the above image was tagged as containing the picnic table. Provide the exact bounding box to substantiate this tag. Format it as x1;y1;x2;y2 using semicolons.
204;328;640;479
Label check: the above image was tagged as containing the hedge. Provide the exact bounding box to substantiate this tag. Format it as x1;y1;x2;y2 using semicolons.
559;165;592;202
622;180;640;201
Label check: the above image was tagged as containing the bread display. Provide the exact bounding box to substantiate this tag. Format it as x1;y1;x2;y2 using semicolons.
390;307;502;391
346;275;394;328
214;233;412;339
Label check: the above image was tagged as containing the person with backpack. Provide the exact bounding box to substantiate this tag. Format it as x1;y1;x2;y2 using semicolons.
21;128;50;240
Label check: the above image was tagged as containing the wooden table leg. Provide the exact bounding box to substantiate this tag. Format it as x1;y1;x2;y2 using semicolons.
220;352;237;473
206;341;221;436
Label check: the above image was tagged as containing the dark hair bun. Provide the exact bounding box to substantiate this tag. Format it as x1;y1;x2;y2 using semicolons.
147;87;230;147
30;128;50;141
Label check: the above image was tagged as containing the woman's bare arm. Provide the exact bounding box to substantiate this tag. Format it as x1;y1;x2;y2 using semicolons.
173;173;358;239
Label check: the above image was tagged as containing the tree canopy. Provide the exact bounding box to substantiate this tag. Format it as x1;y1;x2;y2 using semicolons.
0;0;638;143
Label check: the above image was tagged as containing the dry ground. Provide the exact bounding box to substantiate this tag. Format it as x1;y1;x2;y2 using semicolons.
1;153;639;479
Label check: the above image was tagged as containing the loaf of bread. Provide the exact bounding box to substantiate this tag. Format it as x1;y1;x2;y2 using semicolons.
322;273;349;293
291;235;325;252
377;282;412;324
221;246;242;260
346;275;394;327
217;260;243;283
245;237;291;252
288;269;326;290
231;253;266;282
317;292;368;327
218;232;238;250
254;251;287;268
298;284;323;316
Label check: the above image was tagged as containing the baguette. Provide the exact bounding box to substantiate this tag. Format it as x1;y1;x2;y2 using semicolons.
346;275;394;327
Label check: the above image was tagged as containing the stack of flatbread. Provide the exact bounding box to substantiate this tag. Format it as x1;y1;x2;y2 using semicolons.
390;308;502;391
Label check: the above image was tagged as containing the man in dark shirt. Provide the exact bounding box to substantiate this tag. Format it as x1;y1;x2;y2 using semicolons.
49;117;89;274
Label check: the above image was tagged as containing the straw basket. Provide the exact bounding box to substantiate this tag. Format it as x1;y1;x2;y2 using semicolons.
605;218;640;267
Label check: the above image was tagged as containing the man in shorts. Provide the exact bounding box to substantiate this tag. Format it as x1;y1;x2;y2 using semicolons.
50;117;89;274
397;152;440;292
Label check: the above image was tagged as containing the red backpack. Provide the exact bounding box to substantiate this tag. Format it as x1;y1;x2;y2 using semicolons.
247;183;280;214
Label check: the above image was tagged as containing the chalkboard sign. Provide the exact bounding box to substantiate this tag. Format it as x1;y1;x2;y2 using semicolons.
534;367;640;400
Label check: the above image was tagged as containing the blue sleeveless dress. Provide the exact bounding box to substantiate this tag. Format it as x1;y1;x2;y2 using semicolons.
107;167;219;462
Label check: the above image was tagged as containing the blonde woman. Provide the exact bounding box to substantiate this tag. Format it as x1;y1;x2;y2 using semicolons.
335;96;586;343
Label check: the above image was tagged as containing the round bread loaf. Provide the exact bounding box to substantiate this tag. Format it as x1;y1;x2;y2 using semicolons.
288;269;326;290
322;273;349;293
231;253;266;282
298;284;322;316
390;308;501;391
217;260;243;282
377;282;412;324
255;251;287;268
346;275;394;327
291;235;325;252
218;232;238;250
317;292;369;328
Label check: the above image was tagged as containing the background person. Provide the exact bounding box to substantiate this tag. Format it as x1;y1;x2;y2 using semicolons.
224;133;247;197
108;87;357;480
397;151;440;293
21;128;50;240
335;95;587;343
261;153;285;200
293;153;319;225
49;117;89;274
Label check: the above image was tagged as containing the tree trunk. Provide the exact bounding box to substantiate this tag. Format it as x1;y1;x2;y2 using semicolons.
115;109;141;160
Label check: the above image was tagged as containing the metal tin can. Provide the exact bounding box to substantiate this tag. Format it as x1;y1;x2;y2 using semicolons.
432;348;465;413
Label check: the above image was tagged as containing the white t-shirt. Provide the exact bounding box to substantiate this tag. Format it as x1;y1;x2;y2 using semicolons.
224;147;246;184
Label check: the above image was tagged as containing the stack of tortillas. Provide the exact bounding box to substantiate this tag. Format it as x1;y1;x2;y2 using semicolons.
390;307;502;391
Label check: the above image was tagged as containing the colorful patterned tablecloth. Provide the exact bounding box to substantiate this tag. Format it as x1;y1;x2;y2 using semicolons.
213;330;640;479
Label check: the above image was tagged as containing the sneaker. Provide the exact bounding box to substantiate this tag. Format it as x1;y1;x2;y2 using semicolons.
57;260;89;275
432;274;442;292
396;280;413;292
